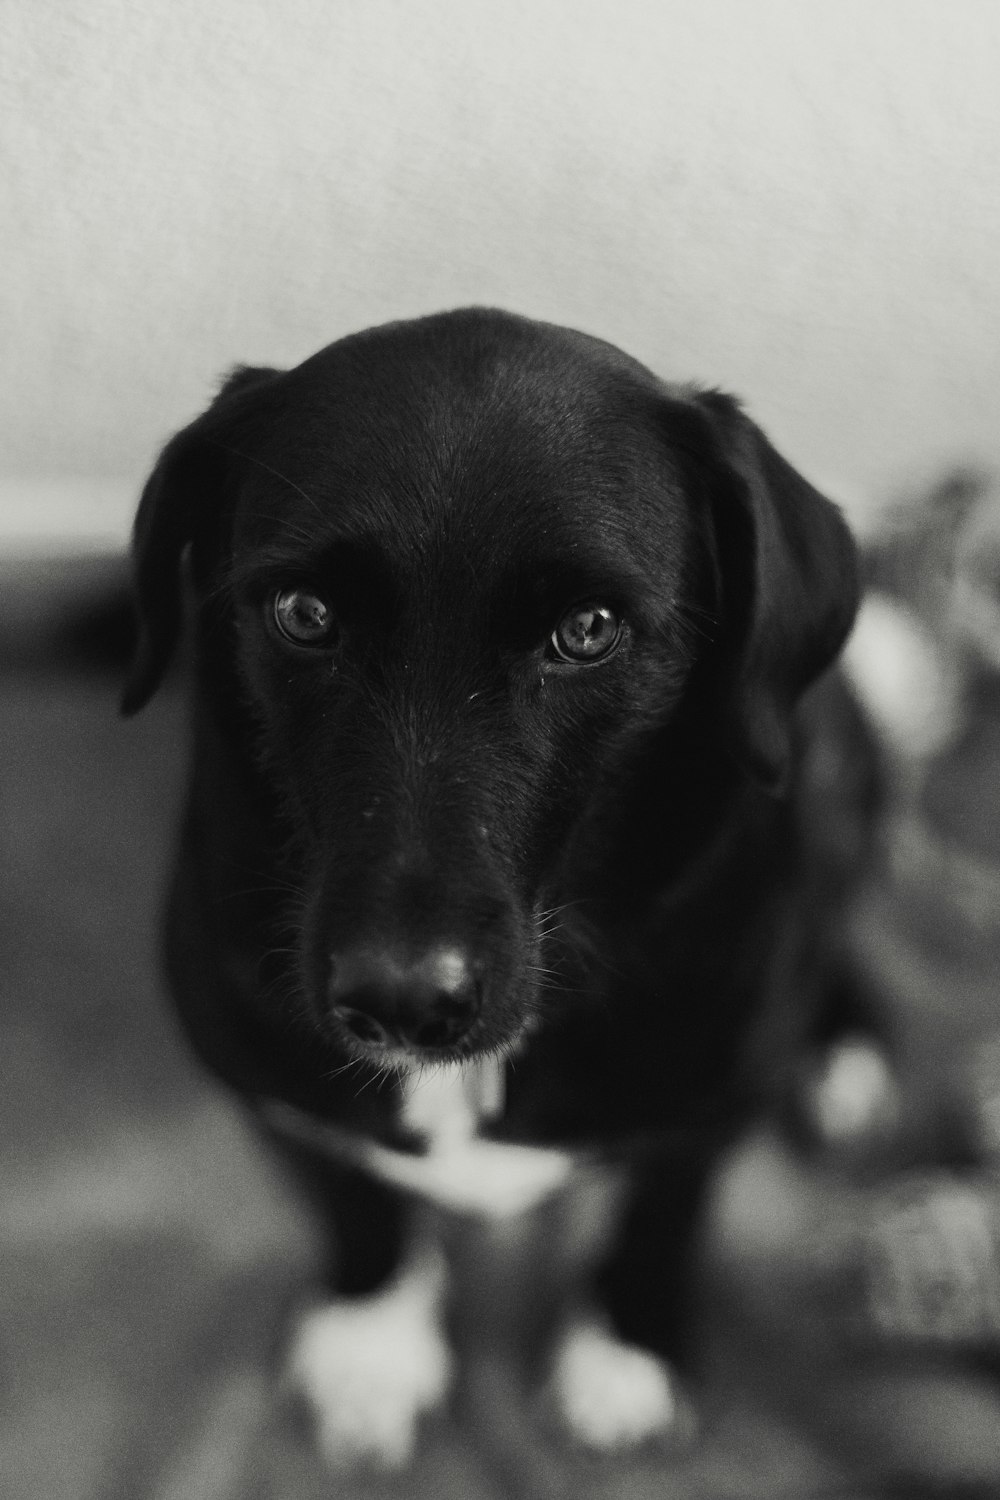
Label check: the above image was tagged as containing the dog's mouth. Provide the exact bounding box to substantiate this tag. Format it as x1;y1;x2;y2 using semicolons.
329;1006;540;1080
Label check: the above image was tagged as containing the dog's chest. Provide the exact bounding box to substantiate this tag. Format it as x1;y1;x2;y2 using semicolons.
267;1058;620;1220
389;1059;580;1217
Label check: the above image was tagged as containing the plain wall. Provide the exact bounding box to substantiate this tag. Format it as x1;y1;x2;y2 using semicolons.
2;0;999;543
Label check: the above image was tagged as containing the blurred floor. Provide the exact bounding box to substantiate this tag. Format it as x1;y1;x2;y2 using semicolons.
3;557;1000;1499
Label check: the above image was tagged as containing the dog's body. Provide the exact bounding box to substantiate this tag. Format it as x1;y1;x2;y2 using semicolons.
125;309;875;1460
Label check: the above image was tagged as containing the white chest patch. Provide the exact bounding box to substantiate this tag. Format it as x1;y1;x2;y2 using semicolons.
390;1057;576;1216
263;1058;577;1219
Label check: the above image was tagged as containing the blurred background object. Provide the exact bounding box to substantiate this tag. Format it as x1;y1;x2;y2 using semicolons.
696;473;1000;1495
4;2;1000;1496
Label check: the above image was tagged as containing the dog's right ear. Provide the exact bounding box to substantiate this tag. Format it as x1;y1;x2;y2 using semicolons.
121;365;281;715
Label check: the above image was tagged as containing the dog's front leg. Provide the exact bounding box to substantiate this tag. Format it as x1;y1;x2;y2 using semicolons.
542;1308;689;1452
446;1162;690;1455
541;1167;693;1453
285;1212;453;1471
255;1120;453;1470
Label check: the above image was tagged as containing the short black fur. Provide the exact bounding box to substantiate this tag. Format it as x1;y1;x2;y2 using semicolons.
125;308;873;1349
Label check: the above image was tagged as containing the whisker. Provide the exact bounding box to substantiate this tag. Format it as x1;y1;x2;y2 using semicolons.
322;1058;362;1084
208;439;326;518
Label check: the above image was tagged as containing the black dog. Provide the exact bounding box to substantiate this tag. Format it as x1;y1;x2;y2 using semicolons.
124;308;871;1463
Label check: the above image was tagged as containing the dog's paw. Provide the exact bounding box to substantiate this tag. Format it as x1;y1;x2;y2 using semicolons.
284;1255;452;1470
543;1316;690;1453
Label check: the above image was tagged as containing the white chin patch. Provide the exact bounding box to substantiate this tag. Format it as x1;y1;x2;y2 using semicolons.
544;1314;685;1452
398;1055;506;1144
285;1242;451;1471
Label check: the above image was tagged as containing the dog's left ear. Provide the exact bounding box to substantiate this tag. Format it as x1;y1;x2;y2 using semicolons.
121;365;282;715
690;390;860;792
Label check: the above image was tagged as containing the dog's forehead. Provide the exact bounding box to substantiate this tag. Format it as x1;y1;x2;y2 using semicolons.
227;313;693;579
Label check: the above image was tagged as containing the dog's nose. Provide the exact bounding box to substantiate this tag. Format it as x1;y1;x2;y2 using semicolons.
328;943;481;1051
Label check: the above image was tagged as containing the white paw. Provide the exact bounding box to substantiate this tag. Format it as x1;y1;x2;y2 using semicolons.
285;1249;452;1470
545;1316;684;1452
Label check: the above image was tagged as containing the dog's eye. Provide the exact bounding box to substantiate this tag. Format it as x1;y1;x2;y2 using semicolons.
550;604;622;662
272;587;337;646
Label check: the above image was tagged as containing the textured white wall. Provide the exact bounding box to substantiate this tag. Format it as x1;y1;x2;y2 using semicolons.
2;0;999;541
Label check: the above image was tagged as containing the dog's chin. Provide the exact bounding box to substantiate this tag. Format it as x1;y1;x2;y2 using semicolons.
336;1038;457;1077
332;1010;537;1078
321;1013;540;1149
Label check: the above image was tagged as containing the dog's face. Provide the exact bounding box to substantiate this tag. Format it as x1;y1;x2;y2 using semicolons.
125;310;857;1072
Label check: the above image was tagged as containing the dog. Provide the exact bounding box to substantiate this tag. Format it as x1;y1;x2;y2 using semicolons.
123;308;875;1466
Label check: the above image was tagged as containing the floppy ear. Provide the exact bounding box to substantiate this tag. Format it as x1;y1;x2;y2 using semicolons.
121;365;281;715
693;390;860;792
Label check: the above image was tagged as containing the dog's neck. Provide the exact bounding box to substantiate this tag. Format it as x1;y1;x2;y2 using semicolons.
260;1062;589;1220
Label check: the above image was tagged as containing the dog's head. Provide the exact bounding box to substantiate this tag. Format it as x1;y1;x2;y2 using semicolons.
124;310;857;1068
